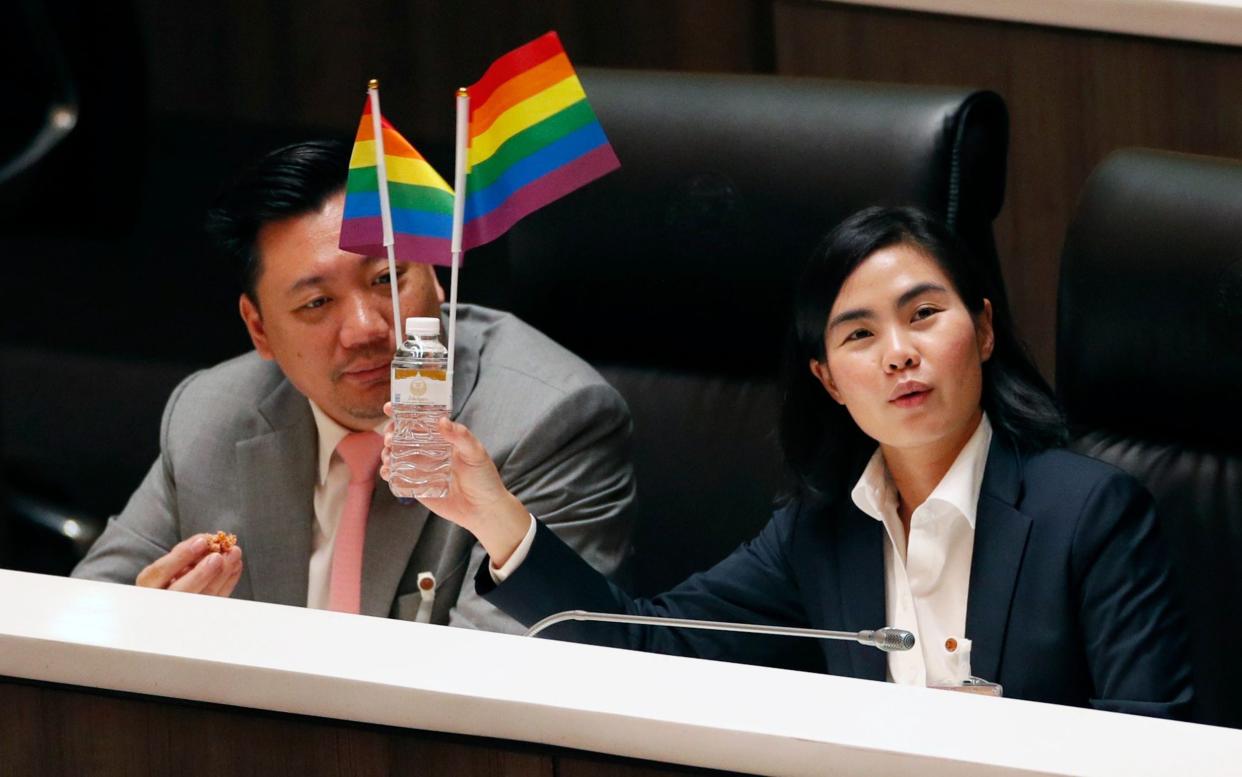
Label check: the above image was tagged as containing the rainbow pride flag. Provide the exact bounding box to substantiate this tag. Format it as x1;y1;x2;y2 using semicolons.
461;31;620;249
340;97;455;266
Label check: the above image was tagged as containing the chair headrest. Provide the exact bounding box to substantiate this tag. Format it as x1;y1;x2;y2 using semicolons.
1057;149;1242;447
459;68;1008;373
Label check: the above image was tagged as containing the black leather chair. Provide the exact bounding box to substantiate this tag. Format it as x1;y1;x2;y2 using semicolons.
1058;148;1242;727
2;108;322;573
458;68;1010;594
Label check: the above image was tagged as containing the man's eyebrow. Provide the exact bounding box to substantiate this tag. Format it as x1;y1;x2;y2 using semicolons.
287;275;325;295
284;256;391;296
897;282;949;308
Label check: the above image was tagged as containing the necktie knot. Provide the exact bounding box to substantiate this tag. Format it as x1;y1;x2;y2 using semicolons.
337;430;383;485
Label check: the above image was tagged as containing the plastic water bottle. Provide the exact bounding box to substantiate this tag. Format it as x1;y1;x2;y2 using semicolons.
389;317;451;498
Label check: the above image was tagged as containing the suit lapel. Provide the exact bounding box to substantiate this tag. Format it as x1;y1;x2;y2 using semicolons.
445;307;480;421
236;381;317;607
833;504;887;681
360;487;430;616
965;439;1033;683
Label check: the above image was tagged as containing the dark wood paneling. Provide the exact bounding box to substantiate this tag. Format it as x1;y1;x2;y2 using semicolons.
131;0;771;143
0;677;742;777
558;754;737;776
773;0;1242;378
0;678;550;777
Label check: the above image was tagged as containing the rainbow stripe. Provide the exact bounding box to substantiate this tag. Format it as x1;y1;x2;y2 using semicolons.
339;98;455;266
462;32;620;249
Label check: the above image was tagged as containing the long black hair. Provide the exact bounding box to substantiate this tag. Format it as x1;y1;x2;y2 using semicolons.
779;205;1066;498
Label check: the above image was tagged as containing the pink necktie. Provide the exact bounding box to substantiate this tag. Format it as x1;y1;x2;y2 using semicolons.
327;430;384;614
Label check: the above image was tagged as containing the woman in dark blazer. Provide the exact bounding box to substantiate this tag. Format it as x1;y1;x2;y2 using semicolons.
387;206;1193;719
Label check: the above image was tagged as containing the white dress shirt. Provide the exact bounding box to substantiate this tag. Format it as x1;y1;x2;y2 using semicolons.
490;515;539;584
306;401;388;610
851;414;992;686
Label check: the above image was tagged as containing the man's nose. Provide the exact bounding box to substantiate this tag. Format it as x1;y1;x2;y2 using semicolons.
882;330;920;373
339;294;391;349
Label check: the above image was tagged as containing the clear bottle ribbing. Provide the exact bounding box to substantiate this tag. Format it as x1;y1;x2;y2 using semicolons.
389;317;451;498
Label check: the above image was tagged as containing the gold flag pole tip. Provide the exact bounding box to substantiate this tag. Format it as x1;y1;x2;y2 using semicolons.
457;87;468;97
369;79;379;89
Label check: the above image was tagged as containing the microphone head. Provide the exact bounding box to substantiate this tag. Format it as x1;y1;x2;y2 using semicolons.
872;628;916;652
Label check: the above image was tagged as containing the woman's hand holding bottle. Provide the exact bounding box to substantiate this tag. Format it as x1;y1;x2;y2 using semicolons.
381;403;531;568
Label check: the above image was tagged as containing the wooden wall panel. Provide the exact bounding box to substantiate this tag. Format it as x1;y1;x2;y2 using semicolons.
557;754;736;776
773;0;1242;378
131;0;771;143
0;677;739;777
0;678;546;777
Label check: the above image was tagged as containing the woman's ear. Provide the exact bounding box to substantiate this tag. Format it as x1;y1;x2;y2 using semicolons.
809;358;846;405
977;299;995;363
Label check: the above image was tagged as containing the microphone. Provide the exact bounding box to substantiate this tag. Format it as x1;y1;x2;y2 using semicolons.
858;628;917;652
523;610;915;653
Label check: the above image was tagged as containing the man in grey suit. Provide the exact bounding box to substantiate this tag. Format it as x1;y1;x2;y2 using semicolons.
72;140;634;632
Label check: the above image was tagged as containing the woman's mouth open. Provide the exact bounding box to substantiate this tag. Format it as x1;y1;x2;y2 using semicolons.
889;381;932;408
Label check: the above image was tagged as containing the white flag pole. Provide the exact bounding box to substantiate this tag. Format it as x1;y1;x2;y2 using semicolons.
368;79;402;348
446;87;469;407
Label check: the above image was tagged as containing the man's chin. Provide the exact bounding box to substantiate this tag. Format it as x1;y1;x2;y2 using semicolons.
332;389;387;428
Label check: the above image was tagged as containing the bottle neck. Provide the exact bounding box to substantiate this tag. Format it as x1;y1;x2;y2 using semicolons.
397;333;445;355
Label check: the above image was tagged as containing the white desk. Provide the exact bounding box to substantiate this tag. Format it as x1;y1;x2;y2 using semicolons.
822;0;1242;47
2;569;1239;776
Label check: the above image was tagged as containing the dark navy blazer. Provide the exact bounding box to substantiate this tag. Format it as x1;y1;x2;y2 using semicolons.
481;438;1194;718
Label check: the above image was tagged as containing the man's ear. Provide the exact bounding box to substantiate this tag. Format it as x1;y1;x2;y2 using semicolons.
434;272;446;305
977;298;995;363
239;293;274;360
809;358;846;405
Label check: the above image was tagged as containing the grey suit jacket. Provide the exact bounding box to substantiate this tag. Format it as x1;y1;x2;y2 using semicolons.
73;304;635;633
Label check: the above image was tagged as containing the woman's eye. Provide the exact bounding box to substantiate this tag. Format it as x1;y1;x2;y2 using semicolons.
844;328;872;342
913;306;940;321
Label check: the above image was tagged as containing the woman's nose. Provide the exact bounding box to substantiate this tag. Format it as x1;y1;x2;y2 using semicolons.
882;331;920;373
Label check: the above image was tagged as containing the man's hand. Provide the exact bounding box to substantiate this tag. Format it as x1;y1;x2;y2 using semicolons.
135;533;244;596
380;403;530;567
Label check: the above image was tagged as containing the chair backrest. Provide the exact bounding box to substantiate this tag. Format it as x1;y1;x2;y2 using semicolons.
1057;148;1242;727
1;117;322;573
457;68;1010;594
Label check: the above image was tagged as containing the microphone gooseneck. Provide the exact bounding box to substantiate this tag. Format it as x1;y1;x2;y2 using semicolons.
523;610;915;653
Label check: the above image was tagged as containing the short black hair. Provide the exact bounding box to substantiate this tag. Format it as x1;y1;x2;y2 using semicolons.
204;139;351;302
779;205;1067;499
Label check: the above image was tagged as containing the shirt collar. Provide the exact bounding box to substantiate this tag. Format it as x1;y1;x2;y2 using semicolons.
926;413;992;529
851;448;898;525
307;400;388;486
850;413;993;529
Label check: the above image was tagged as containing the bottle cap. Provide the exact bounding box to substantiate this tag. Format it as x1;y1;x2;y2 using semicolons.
405;317;440;336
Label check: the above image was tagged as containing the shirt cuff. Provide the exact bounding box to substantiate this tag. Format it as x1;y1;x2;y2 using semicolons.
489;514;538;584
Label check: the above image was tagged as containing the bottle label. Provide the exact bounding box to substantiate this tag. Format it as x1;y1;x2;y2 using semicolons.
391;368;450;406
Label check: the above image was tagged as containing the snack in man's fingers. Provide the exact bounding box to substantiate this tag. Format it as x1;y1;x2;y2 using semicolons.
205;531;238;554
